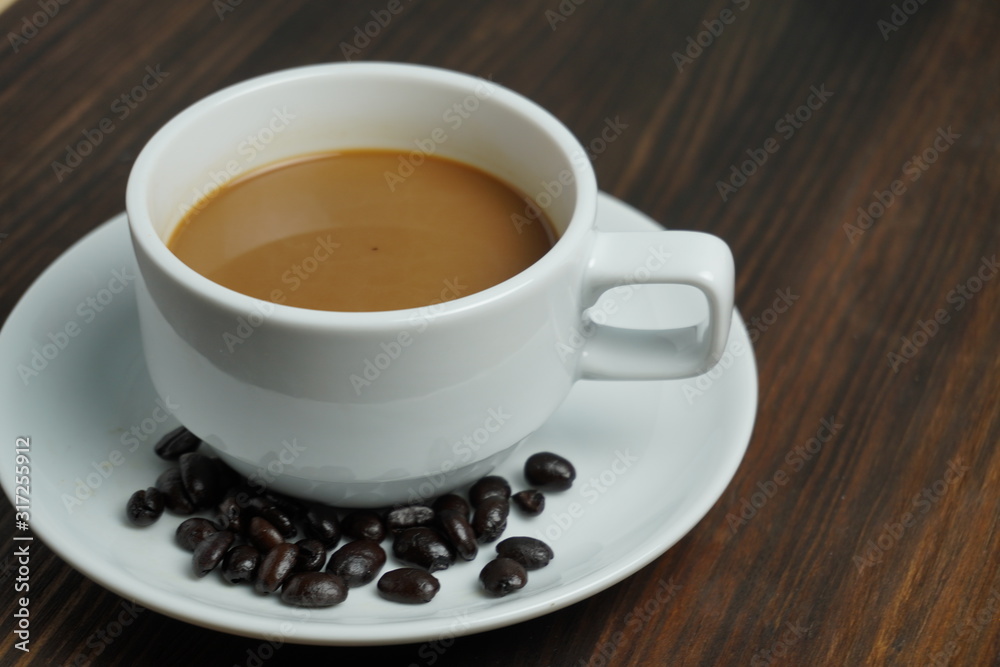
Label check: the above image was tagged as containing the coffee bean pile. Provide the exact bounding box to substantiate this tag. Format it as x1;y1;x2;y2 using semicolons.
125;426;574;607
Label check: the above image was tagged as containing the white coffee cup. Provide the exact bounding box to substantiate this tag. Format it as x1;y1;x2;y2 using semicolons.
126;62;734;507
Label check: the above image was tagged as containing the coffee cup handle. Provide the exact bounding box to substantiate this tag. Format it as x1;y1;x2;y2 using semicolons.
578;231;735;380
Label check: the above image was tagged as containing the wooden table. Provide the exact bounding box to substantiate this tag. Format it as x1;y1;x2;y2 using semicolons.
1;0;997;664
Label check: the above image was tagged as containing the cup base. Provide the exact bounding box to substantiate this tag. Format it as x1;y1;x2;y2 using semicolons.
207;443;521;508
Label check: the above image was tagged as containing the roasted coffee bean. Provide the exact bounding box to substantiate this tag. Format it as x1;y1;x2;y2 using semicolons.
255;542;299;594
377;568;440;604
436;510;478;561
193;530;236;578
281;572;348;608
524;451;576;490
176;517;219;552
304;503;341;548
257;504;296;539
469;475;511;506
126;487;164;526
496;536;554;570
156;467;195;514
385;505;435;532
479;557;527;597
327;539;387;587
221;544;260;584
432;493;471;519
153;426;201;460
295;538;328;572
341;509;386;542
392;527;455;572
248;516;285;553
258;491;306;523
472;497;509;543
179;452;225;509
215;495;249;533
511;489;545;515
221;484;258;514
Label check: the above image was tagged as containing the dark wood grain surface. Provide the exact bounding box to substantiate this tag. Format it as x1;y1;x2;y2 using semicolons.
1;0;998;665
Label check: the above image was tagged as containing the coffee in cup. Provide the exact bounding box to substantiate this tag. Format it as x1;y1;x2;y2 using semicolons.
167;149;557;312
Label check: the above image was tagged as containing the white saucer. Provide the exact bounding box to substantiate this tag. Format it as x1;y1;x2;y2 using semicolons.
0;193;757;646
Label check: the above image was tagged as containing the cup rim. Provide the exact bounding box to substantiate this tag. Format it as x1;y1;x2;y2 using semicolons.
125;61;598;328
